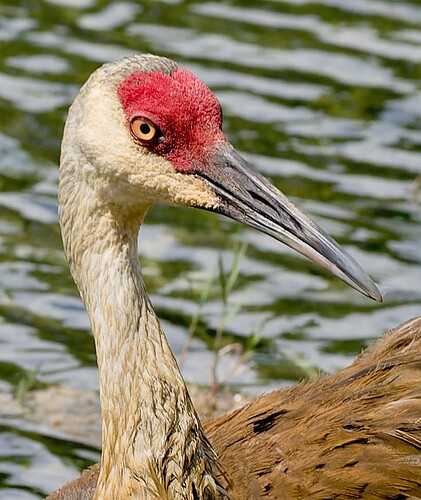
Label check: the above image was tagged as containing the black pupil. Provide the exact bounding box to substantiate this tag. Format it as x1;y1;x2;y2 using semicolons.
140;123;151;136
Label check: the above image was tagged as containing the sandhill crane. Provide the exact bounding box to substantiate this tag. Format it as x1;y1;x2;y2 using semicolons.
48;54;421;499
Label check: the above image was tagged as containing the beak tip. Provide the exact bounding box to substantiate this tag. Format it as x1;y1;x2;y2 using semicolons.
346;270;383;303
369;284;383;303
353;275;382;302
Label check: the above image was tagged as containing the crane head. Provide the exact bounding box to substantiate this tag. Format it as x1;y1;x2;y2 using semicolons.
64;54;381;302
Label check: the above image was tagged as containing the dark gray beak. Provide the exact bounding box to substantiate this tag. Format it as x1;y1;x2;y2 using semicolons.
197;142;382;302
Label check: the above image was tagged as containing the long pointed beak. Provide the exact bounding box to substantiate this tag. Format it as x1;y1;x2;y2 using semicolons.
197;142;382;302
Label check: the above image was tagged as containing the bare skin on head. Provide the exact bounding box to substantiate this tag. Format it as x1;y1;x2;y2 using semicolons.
49;54;421;499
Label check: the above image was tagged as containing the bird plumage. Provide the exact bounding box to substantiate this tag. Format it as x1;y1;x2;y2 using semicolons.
209;316;421;498
47;54;421;499
49;316;421;499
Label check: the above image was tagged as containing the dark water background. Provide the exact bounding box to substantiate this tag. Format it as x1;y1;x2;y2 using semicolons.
0;0;421;497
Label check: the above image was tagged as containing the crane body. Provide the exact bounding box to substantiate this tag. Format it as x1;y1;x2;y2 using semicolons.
48;54;421;499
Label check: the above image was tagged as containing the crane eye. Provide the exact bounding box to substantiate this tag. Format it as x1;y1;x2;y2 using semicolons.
130;117;162;144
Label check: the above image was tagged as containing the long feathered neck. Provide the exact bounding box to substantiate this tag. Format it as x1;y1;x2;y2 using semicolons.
58;147;223;498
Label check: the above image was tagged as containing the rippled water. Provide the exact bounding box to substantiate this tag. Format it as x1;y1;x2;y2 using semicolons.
1;0;421;497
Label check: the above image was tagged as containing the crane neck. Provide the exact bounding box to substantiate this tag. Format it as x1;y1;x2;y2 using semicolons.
58;153;223;498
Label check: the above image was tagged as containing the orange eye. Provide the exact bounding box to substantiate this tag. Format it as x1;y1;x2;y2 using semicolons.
130;117;162;144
